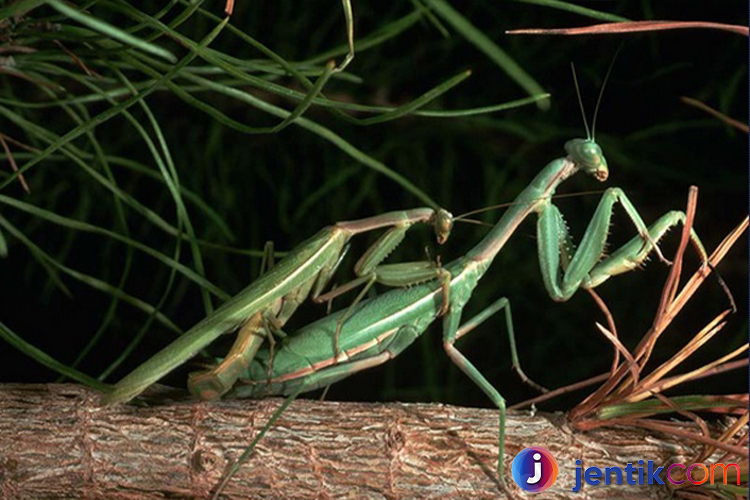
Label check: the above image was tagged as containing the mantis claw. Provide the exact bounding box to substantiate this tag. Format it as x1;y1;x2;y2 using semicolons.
651;242;672;266
636;228;672;266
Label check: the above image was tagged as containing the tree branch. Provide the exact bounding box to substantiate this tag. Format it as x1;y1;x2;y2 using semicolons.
0;384;707;499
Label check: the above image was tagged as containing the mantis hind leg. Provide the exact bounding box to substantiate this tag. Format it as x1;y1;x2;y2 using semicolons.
188;313;270;400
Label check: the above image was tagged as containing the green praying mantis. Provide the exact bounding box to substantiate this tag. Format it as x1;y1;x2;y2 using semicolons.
205;137;707;496
103;207;454;404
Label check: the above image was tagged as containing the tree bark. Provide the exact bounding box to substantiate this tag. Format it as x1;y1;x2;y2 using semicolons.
0;384;712;500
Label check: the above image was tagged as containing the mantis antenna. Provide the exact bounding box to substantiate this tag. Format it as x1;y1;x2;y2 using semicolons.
572;44;624;141
591;44;624;140
570;62;592;140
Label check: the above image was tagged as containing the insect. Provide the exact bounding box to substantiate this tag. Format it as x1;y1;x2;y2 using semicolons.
218;137;707;495
102;207;454;404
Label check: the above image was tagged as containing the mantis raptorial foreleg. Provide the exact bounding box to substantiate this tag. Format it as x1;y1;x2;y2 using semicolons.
584;210;704;288
537;187;706;301
436;192;706;489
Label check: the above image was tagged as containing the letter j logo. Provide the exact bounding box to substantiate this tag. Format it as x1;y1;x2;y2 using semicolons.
511;447;559;493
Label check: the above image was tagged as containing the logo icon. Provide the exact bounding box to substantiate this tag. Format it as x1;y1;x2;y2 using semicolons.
511;447;559;492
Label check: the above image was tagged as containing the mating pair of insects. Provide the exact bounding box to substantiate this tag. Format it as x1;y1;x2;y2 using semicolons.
102;132;708;494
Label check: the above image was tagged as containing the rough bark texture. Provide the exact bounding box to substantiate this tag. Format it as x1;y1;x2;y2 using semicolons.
0;384;713;500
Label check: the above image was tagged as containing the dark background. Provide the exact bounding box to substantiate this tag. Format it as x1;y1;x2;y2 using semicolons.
1;2;746;412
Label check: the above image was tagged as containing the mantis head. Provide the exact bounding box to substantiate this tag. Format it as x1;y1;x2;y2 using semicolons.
565;138;609;182
433;208;453;244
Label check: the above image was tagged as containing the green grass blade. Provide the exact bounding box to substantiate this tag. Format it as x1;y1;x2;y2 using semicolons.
107;44;441;206
108;66;211;314
0;0;46;20
416;94;551;116
356;70;472;125
178;73;441;207
509;0;629;22
268;61;337;133
174;0;320;92
303;10;424;67
97;236;184;382
0;215;182;334
0;226;7;257
45;0;177;63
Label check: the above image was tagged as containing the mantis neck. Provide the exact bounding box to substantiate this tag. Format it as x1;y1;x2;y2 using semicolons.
466;156;578;264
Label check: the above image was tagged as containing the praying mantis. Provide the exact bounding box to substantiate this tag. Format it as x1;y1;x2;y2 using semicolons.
103;207;453;404
209;136;708;495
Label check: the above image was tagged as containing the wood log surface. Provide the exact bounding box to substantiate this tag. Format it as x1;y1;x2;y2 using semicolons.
0;384;718;499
